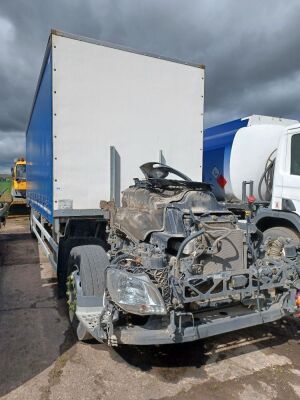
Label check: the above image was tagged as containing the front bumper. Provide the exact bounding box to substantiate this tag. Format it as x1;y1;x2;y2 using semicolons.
75;259;300;345
75;291;297;345
11;188;26;199
15;190;26;198
113;302;290;345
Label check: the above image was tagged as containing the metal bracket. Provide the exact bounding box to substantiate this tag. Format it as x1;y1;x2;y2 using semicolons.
31;212;58;270
110;146;121;207
242;180;254;203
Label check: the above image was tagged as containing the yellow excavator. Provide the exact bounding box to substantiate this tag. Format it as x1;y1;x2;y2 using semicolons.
11;158;27;203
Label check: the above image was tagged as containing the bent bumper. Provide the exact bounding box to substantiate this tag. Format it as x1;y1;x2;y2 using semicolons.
114;302;292;345
76;291;297;346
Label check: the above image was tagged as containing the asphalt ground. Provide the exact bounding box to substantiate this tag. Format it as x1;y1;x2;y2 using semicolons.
0;216;300;400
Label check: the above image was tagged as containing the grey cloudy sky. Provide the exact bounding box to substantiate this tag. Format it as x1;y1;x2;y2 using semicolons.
0;0;300;172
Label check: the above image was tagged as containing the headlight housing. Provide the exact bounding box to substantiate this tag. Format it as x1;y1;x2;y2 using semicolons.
106;268;167;315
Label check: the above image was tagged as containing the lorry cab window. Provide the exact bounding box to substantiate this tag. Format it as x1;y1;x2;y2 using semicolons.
16;164;26;180
291;133;300;176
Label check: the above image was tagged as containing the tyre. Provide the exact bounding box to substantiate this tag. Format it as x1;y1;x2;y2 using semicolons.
263;226;300;247
57;237;107;298
66;245;109;341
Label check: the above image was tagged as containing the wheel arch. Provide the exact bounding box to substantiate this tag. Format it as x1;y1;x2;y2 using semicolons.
254;209;300;234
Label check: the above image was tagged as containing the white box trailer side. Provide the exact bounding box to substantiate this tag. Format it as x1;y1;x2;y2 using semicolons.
50;31;204;215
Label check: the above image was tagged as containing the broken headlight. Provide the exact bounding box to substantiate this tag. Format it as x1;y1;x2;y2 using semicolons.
106;268;167;315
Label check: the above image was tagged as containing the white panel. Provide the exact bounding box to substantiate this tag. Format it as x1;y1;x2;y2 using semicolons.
230;125;285;201
52;34;204;211
273;125;300;214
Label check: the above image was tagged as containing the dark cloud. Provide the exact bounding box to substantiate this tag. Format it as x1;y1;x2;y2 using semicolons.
0;0;300;172
0;130;25;170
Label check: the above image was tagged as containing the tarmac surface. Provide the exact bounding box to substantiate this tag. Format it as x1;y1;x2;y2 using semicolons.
0;216;300;400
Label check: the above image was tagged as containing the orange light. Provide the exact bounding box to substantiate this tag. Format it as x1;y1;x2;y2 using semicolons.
295;293;300;317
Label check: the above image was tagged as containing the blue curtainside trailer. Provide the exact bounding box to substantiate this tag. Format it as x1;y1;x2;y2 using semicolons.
27;50;53;222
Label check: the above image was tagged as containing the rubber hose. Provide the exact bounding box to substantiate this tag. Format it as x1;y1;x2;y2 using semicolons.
176;229;205;259
111;253;135;265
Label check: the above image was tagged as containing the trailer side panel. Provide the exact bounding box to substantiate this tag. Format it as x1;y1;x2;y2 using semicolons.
52;33;204;212
26;51;53;221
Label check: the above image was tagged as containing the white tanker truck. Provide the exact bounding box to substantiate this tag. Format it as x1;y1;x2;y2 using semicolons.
203;115;300;245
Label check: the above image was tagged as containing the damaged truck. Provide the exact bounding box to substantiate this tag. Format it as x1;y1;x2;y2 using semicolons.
27;30;300;346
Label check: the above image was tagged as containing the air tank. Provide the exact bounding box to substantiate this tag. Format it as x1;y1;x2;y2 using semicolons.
203;115;298;202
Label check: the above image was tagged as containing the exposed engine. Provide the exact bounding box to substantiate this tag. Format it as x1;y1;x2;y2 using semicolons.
105;163;300;317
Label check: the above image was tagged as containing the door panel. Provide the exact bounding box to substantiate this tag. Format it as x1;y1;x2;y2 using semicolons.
281;131;300;213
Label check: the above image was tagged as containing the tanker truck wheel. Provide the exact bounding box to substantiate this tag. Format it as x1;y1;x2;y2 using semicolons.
66;245;109;341
263;226;300;247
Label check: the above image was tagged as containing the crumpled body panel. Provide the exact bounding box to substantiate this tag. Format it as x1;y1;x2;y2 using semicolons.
113;186;228;241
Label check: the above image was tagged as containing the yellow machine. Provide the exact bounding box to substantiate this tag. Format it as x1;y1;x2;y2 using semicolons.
11;158;27;200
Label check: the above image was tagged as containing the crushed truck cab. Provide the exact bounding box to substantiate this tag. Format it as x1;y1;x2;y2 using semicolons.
72;164;300;345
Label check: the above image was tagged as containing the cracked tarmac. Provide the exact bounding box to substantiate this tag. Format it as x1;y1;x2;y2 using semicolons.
0;216;300;400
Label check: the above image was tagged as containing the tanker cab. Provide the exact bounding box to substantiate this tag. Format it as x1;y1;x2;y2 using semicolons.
11;159;27;198
272;124;300;215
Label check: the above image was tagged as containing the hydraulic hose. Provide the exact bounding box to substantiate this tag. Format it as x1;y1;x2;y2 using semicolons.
258;149;276;201
200;222;232;249
111;253;135;265
176;229;205;260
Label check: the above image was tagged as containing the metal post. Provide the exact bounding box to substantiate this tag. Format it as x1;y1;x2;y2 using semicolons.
110;146;121;207
242;180;254;203
159;150;166;165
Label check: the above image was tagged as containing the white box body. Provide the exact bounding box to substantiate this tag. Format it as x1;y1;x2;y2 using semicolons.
27;31;204;221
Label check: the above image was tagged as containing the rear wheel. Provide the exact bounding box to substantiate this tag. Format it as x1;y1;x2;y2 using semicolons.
263;226;300;247
66;245;109;341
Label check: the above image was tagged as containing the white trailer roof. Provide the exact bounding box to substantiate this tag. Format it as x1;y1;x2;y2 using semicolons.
51;29;205;69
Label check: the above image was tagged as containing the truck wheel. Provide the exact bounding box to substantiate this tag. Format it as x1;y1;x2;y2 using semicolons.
263;227;300;247
66;245;109;341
